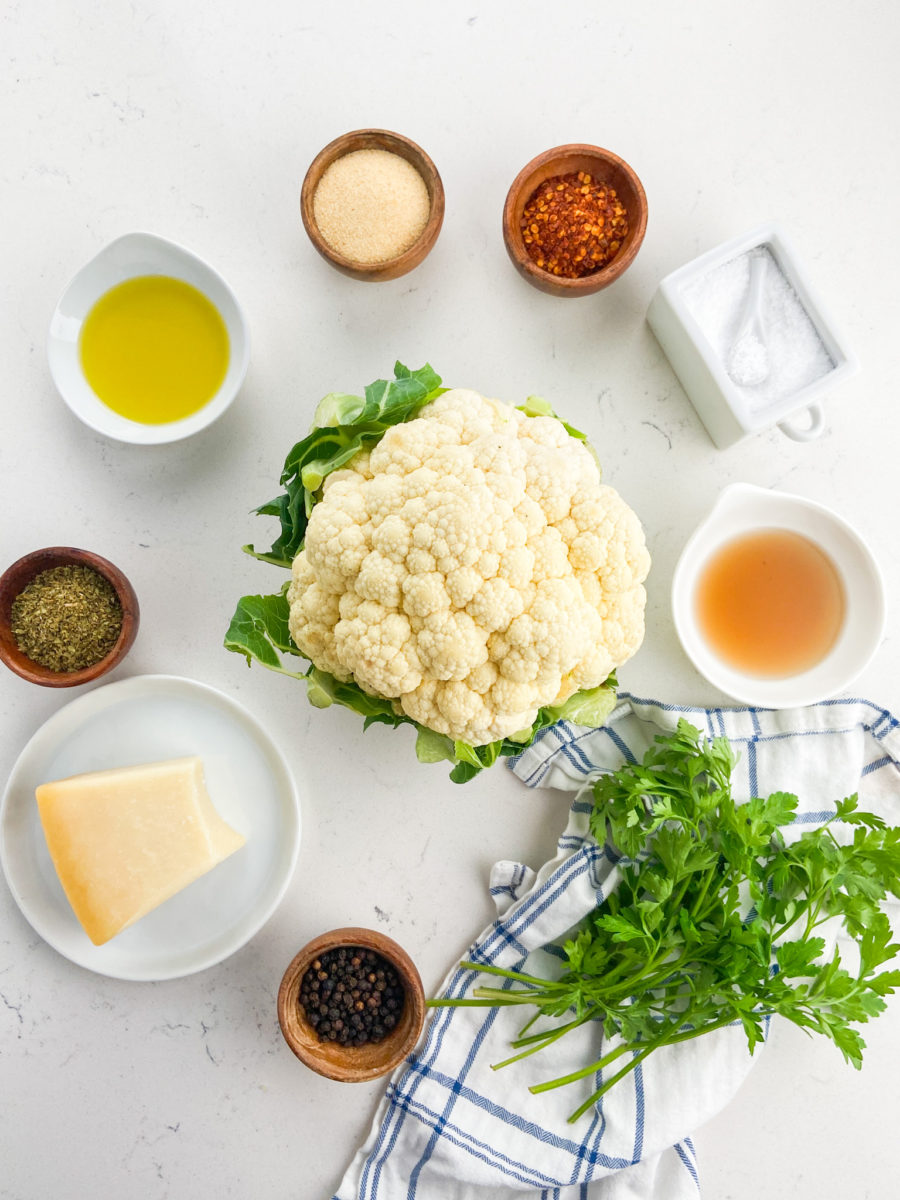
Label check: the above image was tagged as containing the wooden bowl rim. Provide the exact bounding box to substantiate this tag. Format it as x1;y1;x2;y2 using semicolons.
277;926;426;1082
0;546;139;687
502;142;648;296
300;128;445;281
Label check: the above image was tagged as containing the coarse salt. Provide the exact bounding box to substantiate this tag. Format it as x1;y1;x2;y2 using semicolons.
729;330;769;388
681;247;834;412
313;148;430;265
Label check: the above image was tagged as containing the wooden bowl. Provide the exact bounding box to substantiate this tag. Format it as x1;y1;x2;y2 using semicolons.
502;143;648;297
300;129;444;281
277;926;426;1082
0;547;139;687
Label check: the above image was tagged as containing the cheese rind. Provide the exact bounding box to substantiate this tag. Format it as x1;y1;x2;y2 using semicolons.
36;756;246;946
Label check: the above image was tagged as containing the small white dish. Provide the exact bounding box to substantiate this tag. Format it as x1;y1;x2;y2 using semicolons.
647;222;859;449
0;675;300;981
47;232;250;444
672;483;886;707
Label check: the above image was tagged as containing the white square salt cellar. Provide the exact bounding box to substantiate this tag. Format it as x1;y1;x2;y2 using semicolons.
647;221;858;449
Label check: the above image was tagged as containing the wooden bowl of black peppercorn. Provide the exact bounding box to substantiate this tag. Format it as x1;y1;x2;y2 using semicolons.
277;927;426;1082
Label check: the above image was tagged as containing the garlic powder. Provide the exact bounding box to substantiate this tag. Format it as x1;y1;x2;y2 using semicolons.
313;148;430;265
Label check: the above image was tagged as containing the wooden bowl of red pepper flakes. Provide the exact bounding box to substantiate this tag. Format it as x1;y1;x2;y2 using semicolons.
503;144;647;296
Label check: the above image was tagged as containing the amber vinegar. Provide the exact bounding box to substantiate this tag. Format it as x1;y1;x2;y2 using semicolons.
695;528;845;678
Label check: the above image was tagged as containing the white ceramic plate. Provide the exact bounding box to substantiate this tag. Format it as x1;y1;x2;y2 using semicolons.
0;675;300;981
47;231;250;444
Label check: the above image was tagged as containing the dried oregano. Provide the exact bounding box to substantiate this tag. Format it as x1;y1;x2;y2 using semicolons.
11;565;122;672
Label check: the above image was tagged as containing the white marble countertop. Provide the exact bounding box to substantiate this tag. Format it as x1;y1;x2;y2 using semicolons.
3;3;899;1197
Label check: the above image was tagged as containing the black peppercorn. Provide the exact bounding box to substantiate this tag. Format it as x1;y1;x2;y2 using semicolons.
298;946;406;1048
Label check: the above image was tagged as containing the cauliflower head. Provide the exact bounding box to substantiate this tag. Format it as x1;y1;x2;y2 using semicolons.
286;388;650;746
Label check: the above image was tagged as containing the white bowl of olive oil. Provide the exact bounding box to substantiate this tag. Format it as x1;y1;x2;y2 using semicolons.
672;483;886;707
48;232;250;444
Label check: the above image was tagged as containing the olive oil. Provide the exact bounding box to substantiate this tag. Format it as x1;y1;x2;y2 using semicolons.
695;528;845;677
79;275;229;424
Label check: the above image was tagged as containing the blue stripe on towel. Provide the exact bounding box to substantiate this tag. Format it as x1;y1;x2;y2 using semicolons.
747;739;758;798
399;1062;635;1171
675;1140;701;1190
632;1058;645;1163
863;754;893;776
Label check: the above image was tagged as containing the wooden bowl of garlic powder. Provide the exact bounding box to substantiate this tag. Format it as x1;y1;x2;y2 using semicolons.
301;129;445;281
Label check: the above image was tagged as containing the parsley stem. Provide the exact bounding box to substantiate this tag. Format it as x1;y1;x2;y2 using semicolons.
529;1039;637;1096
689;866;717;918
458;961;558;987
669;873;693;914
600;947;716;1002
472;986;556;1005
562;1014;738;1122
508;1011;593;1049
427;996;521;1008
564;1042;662;1122
531;1034;665;1095
492;1013;594;1069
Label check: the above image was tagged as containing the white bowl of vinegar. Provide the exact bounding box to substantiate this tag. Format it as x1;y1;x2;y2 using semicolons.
672;483;886;708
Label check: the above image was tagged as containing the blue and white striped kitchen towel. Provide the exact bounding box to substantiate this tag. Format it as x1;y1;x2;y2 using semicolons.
334;695;900;1199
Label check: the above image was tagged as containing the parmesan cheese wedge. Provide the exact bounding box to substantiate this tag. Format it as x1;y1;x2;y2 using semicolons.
36;756;246;946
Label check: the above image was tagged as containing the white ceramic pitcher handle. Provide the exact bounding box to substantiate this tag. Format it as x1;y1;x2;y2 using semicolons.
778;403;825;442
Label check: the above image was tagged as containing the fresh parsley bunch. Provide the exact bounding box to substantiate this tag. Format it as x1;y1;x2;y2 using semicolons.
433;720;900;1121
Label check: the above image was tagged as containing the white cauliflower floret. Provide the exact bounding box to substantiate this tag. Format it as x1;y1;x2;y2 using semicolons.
287;388;650;745
416;610;487;680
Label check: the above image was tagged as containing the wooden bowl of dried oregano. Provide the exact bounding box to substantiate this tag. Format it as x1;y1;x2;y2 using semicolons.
0;546;139;687
503;143;648;297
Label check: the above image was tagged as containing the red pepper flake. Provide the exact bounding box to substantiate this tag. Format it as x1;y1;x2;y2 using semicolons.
520;171;629;279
